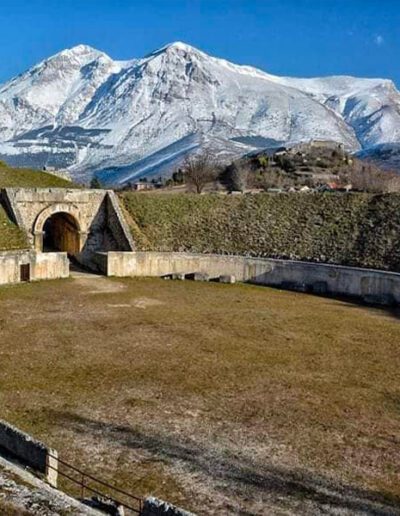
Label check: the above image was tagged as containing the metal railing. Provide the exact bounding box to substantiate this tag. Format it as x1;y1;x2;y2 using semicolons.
48;453;143;514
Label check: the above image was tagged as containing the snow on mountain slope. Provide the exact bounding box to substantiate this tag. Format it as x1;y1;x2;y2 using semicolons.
277;75;400;148
0;41;398;184
0;45;114;136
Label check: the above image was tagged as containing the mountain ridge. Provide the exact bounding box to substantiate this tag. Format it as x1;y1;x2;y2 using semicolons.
0;41;399;184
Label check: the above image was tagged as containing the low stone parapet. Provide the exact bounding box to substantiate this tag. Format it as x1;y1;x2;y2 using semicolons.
0;250;69;285
0;419;58;487
98;251;400;306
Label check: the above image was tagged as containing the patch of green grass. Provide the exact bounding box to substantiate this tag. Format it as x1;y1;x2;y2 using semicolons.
0;163;79;189
0;205;27;250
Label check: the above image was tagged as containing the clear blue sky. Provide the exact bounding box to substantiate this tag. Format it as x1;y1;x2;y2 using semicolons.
1;0;399;85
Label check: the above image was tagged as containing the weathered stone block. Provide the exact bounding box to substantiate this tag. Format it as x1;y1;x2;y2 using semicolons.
172;273;185;280
219;274;236;284
0;419;58;487
142;497;195;516
85;496;124;515
186;272;209;281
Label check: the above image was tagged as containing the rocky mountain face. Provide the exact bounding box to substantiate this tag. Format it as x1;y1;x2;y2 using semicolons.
0;42;399;185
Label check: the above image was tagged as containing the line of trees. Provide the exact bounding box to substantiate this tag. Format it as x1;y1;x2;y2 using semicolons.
90;150;400;194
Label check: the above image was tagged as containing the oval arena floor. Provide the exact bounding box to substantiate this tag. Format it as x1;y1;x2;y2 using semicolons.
1;276;399;514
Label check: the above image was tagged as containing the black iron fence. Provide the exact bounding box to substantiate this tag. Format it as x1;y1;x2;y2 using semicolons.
48;452;143;514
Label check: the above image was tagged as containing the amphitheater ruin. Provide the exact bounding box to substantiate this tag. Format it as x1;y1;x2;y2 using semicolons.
0;187;400;305
1;187;400;515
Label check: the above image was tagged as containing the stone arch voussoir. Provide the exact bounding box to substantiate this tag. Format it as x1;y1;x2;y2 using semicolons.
34;204;83;234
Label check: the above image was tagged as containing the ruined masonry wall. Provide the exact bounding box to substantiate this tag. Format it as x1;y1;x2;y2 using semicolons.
100;251;400;305
0;419;58;487
0;250;69;285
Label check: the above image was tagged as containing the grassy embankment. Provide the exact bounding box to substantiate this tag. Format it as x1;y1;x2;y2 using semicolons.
0;163;77;189
121;191;400;272
0;205;27;250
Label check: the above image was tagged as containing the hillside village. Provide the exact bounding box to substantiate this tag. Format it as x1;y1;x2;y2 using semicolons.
125;139;400;195
236;139;400;193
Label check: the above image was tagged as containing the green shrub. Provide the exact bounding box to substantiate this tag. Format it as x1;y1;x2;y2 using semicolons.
257;155;269;168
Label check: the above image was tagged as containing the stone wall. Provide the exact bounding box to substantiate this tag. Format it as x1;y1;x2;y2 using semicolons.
141;497;195;516
0;419;58;487
99;251;400;305
2;188;109;254
121;192;400;272
0;250;69;285
31;252;69;282
106;192;135;252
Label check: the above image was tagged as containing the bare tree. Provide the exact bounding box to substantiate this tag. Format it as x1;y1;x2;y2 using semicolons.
340;160;400;193
182;151;219;193
228;162;251;192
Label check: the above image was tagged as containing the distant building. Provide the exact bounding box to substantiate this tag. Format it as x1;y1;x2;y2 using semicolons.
317;182;352;192
131;181;154;191
310;139;344;150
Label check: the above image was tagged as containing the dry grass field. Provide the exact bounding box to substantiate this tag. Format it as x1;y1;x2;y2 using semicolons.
0;276;400;514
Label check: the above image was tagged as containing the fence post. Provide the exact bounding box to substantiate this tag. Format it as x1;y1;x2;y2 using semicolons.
46;448;58;488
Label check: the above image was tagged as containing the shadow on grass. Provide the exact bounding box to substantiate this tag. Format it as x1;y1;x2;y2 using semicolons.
47;410;400;515
261;283;400;322
312;292;400;322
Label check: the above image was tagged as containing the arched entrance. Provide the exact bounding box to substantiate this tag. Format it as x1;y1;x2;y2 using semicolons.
42;212;80;256
33;203;85;255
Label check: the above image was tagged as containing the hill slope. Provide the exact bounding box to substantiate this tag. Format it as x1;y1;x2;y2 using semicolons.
121;192;400;272
0;205;27;250
0;162;78;188
0;42;399;184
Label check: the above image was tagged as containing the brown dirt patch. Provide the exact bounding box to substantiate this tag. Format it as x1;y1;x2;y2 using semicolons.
0;278;400;514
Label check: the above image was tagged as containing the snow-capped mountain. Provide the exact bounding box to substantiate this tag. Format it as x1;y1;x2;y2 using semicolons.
0;41;399;185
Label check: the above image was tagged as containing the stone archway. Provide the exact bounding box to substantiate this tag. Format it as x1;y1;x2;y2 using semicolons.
2;189;135;271
33;204;87;254
42;212;80;255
